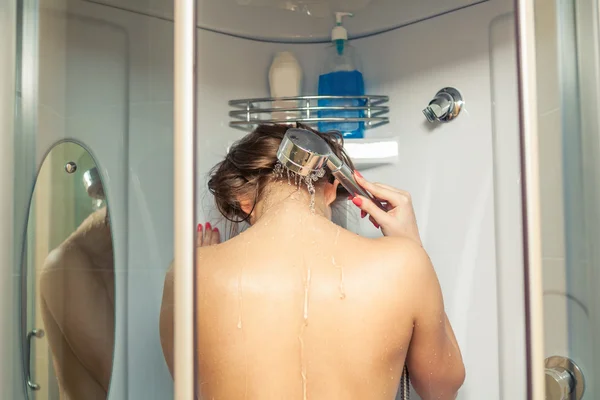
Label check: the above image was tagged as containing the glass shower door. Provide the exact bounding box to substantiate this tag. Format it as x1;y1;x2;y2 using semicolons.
13;0;180;398
535;0;600;398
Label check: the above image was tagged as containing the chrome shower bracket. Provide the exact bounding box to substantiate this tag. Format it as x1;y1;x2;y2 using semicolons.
545;356;585;400
422;87;464;123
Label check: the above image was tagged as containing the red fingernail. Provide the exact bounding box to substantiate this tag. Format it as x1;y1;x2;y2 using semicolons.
214;228;219;235
373;222;380;229
197;223;202;232
352;197;363;207
347;195;353;201
355;170;363;178
206;222;212;230
361;210;367;218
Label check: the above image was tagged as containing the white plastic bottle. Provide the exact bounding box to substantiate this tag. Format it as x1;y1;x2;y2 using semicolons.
269;51;303;122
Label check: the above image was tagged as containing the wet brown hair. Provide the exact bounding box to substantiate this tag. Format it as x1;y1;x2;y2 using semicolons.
208;123;354;223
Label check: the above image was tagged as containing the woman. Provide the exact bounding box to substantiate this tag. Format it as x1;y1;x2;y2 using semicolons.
41;206;114;399
160;124;465;399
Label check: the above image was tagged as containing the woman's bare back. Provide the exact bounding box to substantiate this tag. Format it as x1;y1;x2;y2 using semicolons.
161;124;464;399
40;208;114;399
191;209;422;400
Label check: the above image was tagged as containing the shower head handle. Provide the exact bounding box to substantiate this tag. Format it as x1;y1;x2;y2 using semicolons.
326;154;386;210
83;167;105;200
276;128;386;211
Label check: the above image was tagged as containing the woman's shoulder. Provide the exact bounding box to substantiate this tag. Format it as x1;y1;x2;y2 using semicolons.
361;235;427;261
339;235;434;316
355;235;433;281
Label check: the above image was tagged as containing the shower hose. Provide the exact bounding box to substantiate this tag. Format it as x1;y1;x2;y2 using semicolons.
399;365;410;400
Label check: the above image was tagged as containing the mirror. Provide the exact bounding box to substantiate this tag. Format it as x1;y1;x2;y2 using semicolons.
23;141;114;399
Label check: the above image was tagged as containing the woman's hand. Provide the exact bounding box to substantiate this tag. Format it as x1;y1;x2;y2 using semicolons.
197;222;221;247
349;171;422;246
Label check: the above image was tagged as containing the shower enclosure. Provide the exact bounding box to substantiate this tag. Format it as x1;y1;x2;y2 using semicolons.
1;0;599;398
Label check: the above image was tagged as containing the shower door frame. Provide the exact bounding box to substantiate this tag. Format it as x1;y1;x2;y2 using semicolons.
514;0;545;399
0;0;22;396
173;0;198;398
9;0;41;398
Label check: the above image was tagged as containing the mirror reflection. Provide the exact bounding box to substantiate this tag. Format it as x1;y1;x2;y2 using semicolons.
24;142;114;399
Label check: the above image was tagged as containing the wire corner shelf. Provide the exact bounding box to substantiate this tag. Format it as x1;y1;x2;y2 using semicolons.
228;95;389;131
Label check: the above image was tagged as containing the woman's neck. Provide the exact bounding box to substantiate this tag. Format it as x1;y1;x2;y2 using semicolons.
71;208;114;256
251;183;330;224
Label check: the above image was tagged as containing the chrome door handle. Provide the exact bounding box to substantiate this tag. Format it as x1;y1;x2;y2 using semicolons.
26;329;45;391
545;356;585;400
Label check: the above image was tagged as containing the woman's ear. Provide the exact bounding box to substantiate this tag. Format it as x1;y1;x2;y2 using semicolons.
239;197;254;216
324;180;340;206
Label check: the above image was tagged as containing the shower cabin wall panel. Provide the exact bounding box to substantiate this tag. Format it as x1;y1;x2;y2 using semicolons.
193;0;522;399
36;0;176;398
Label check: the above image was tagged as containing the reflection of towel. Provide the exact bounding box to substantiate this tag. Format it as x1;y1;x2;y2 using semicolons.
83;168;105;200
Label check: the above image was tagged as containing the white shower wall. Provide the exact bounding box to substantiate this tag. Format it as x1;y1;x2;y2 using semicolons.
36;0;526;398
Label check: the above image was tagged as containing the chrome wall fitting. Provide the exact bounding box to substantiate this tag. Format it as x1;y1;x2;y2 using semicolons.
545;356;585;400
422;87;464;123
64;161;77;173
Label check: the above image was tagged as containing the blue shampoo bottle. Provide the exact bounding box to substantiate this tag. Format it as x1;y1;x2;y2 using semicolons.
318;12;365;138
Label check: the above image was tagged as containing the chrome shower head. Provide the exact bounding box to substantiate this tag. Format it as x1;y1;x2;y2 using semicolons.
276;128;386;210
276;128;330;176
83;167;105;200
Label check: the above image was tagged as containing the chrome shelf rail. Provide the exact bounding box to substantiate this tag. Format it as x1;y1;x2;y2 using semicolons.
229;95;390;130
